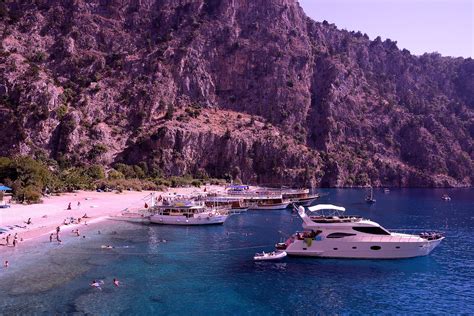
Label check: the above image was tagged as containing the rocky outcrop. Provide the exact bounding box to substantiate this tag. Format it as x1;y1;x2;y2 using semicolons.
0;0;472;187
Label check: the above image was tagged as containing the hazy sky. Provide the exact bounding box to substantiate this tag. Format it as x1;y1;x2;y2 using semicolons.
299;0;473;58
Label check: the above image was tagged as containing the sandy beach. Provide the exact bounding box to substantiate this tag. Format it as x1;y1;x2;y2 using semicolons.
0;185;225;251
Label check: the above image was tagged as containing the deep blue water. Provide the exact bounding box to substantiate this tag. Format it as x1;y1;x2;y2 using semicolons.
0;189;473;315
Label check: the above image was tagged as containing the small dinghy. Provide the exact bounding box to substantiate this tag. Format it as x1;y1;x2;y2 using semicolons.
253;250;287;261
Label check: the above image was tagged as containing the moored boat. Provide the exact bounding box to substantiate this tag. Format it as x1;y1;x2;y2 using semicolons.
441;194;451;201
254;250;287;261
149;200;228;225
365;186;376;204
282;205;444;259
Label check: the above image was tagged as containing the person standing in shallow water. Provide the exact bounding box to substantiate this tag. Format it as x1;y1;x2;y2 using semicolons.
6;234;11;246
4;260;8;268
49;233;54;242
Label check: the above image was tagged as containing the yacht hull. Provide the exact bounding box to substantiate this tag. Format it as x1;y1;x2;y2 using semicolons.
251;202;290;210
285;238;444;259
149;214;228;225
293;196;319;207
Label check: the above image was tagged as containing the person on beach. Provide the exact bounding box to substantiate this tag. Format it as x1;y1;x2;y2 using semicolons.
75;230;80;237
67;202;72;210
113;278;120;287
4;260;8;268
6;234;11;246
56;226;61;233
14;233;18;243
26;218;32;225
49;233;54;242
77;201;81;207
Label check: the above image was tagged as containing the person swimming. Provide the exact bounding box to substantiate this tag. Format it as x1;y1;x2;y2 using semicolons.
113;278;120;287
90;280;102;290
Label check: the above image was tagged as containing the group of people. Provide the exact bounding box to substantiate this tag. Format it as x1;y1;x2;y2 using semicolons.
67;201;81;210
4;233;21;247
90;278;120;290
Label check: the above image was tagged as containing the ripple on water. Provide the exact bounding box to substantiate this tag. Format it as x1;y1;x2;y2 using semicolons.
0;189;473;314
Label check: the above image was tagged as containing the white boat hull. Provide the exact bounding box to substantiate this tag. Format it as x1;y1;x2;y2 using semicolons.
254;251;287;261
251;202;290;210
285;238;444;259
149;214;228;225
293;197;319;207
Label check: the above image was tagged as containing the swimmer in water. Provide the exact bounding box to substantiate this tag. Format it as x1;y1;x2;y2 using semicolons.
90;280;102;290
113;278;120;287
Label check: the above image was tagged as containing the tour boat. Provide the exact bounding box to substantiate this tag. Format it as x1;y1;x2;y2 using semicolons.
254;250;287;261
252;199;291;210
205;196;248;213
282;205;444;259
149;200;228;225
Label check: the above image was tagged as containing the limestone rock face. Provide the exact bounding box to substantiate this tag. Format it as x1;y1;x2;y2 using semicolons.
0;0;472;186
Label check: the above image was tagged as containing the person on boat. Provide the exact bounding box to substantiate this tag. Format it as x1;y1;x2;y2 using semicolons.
113;278;120;287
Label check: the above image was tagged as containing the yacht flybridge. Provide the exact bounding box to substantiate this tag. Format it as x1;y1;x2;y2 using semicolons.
280;205;444;259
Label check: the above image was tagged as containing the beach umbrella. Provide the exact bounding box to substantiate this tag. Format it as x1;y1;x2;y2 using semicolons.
0;185;11;191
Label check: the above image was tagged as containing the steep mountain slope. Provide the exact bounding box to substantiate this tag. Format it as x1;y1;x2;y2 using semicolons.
0;0;472;187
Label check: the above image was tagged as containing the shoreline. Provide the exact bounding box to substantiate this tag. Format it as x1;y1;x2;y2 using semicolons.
0;185;225;254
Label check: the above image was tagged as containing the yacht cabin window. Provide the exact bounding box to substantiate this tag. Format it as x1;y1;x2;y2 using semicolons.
326;233;357;238
352;226;390;235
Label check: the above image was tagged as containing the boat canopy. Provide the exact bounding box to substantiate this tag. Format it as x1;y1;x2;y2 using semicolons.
0;185;11;191
307;204;346;212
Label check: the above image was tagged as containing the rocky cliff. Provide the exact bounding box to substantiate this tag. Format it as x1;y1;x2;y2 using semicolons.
0;0;472;187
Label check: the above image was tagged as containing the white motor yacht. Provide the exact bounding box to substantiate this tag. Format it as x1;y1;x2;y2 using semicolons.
281;205;444;259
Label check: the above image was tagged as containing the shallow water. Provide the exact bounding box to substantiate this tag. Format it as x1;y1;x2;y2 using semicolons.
0;188;473;315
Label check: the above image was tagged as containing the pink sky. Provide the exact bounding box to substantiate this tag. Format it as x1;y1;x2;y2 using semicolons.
299;0;473;58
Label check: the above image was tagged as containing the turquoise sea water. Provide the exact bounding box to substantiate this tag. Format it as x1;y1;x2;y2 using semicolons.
0;188;473;315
